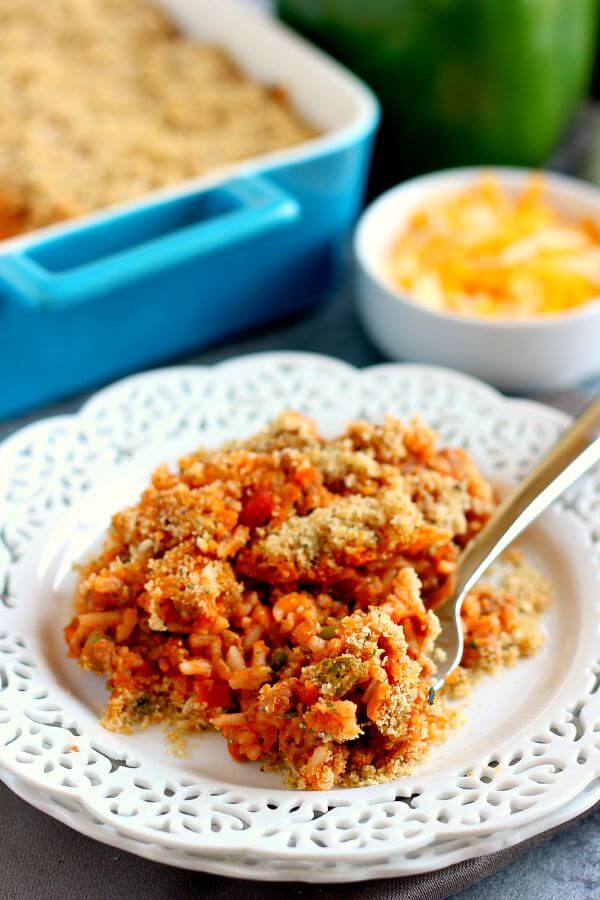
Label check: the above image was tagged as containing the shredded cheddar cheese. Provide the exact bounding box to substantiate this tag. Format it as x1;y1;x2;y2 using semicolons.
387;175;600;319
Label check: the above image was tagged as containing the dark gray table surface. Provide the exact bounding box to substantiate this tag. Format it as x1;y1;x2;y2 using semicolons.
2;282;599;899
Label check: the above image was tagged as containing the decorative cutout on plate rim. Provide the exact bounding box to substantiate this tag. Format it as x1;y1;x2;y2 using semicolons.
0;353;599;862
5;766;600;882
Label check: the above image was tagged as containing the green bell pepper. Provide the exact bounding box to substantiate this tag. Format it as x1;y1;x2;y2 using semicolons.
279;0;599;174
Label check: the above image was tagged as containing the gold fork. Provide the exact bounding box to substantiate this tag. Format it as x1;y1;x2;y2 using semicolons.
433;394;600;691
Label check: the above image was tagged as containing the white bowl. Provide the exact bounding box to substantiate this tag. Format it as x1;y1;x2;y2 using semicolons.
354;166;600;393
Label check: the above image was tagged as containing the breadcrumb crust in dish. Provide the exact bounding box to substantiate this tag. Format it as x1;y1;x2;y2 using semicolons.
0;0;316;238
65;412;551;790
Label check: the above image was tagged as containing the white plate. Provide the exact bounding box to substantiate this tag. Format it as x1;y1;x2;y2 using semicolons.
1;353;599;871
4;766;599;882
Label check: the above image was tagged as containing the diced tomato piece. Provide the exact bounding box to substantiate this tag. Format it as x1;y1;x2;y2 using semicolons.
297;682;320;705
134;660;157;678
227;742;245;762
239;489;274;528
196;678;233;709
294;466;319;487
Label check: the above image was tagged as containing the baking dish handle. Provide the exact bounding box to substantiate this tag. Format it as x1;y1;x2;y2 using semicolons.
0;175;300;309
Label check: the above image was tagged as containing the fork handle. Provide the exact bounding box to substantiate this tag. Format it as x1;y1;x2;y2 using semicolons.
455;394;600;600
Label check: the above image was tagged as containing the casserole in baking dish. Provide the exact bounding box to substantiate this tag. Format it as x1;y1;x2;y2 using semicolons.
0;0;378;418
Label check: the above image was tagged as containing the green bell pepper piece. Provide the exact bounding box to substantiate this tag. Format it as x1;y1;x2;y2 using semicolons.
279;0;599;173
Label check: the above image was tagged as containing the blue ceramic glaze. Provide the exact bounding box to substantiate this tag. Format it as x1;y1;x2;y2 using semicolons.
0;110;377;418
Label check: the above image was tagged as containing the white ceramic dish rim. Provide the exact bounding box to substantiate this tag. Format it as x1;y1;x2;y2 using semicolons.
0;352;599;864
354;166;600;328
0;0;379;256
2;765;599;883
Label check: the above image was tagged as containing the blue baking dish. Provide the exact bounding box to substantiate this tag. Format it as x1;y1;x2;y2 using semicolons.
0;0;378;419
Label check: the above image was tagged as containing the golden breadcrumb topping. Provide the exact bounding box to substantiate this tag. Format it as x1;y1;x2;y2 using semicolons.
65;413;550;789
0;0;316;238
